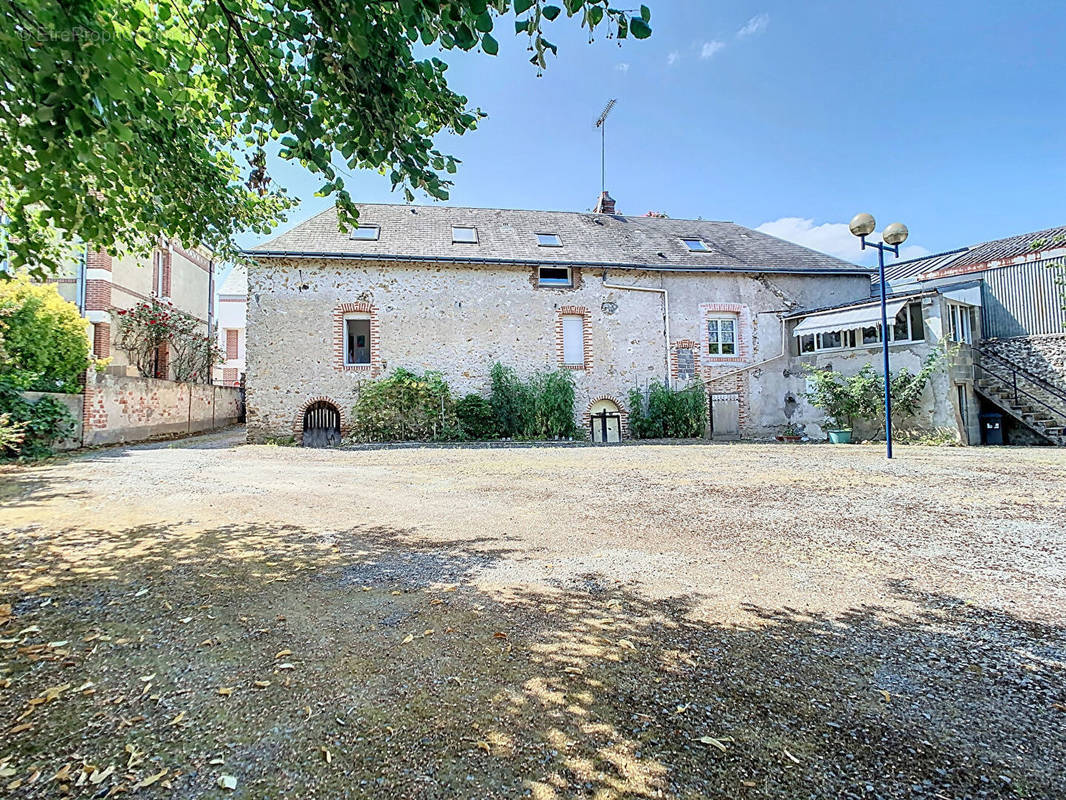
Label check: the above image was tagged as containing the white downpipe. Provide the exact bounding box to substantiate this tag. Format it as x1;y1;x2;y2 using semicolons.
601;270;671;388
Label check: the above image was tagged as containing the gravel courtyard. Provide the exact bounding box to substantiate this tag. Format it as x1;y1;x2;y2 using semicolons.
1;429;1064;799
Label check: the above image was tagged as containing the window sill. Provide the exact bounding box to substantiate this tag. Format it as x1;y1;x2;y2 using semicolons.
799;339;926;356
560;363;587;371
339;363;374;371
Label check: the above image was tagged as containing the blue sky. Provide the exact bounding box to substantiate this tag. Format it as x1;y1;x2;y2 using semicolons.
244;0;1066;266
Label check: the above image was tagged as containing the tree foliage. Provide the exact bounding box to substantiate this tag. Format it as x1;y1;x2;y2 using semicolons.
0;275;89;392
1;0;651;276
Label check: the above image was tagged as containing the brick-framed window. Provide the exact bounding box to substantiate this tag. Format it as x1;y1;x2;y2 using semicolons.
333;301;381;374
699;303;752;365
670;339;702;383
225;329;239;360
555;306;591;370
222;367;239;385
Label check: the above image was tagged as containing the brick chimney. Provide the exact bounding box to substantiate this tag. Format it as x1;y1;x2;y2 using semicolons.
594;191;616;214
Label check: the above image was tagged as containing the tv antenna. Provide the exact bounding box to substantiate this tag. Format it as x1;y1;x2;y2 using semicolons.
595;98;617;197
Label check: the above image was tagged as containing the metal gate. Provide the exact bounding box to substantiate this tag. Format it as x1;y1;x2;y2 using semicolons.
302;401;341;448
590;411;621;443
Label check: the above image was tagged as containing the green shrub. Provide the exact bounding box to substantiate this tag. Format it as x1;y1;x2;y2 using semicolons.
349;367;458;442
804;350;944;436
0;382;76;458
627;380;706;439
489;362;578;439
489;362;533;438
0;276;90;392
455;393;495;440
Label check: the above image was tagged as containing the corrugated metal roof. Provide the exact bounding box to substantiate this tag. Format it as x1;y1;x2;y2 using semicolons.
880;248;969;286
949;225;1066;271
250;203;869;275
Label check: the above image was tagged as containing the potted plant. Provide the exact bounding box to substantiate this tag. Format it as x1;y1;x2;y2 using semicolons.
803;366;860;444
775;423;803;443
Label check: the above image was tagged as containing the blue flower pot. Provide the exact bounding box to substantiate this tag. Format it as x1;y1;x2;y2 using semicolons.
827;429;852;444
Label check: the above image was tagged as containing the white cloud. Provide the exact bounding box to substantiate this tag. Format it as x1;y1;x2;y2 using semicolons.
756;217;930;266
615;62;630;73
699;40;725;60
899;244;931;261
667;51;680;66
737;12;770;38
755;217;863;262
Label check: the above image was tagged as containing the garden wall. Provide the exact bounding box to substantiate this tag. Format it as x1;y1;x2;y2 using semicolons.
81;372;242;447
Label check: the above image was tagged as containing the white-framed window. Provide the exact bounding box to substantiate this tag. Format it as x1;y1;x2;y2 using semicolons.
948;303;973;344
344;315;371;365
537;233;562;247
452;226;478;244
561;315;585;366
681;238;709;252
538;265;572;287
707;317;737;356
350;225;380;241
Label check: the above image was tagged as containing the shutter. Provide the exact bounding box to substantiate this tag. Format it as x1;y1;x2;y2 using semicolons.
562;315;584;365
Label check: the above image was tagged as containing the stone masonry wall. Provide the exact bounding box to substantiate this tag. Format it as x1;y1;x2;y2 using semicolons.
246;257;871;442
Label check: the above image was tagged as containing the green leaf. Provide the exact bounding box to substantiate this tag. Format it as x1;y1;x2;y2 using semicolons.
630;17;651;39
481;33;499;55
515;0;535;13
543;5;561;21
640;4;651;22
474;12;493;33
515;19;529;33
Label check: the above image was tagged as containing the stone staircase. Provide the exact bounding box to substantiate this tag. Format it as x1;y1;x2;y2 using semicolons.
973;347;1066;446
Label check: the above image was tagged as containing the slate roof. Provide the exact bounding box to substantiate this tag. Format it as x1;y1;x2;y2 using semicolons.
218;263;247;296
249;203;869;275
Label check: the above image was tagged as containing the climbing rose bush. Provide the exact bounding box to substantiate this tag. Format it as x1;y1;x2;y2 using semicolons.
116;299;222;383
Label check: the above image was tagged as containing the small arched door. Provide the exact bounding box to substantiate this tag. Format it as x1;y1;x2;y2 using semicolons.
589;399;622;444
302;401;341;448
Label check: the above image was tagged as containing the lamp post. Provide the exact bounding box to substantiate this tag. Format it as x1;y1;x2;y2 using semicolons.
849;213;909;459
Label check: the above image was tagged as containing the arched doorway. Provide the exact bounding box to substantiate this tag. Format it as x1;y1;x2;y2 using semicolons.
589;399;622;443
302;400;341;448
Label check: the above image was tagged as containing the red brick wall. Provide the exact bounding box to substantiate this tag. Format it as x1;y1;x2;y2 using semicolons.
92;322;111;359
225;329;239;360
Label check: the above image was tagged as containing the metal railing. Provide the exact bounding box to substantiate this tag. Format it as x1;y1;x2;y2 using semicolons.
973;353;1066;427
976;346;1066;404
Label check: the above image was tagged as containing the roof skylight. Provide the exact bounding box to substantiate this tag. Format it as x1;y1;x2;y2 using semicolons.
452;226;478;244
350;225;380;241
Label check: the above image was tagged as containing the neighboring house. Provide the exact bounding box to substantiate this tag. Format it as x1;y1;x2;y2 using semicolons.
245;195;877;443
787;225;1066;445
49;239;218;379
213;264;247;386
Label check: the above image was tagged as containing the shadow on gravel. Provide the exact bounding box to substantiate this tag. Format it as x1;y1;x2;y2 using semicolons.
0;522;1063;799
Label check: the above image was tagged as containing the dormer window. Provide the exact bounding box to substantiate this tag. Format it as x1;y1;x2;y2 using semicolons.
536;233;562;247
452;226;478;244
681;238;709;252
350;225;380;241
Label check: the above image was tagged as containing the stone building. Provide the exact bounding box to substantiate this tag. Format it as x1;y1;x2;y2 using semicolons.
245;198;878;443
